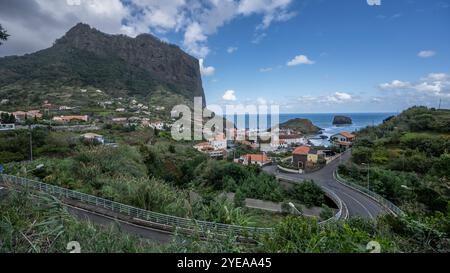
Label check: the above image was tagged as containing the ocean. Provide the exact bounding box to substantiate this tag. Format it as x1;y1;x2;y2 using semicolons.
227;112;396;146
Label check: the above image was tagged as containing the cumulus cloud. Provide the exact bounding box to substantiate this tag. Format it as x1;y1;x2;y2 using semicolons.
238;0;296;29
0;0;129;56
184;22;209;58
418;50;436;58
0;0;297;59
379;73;450;97
287;55;315;66
332;92;353;101
379;80;411;90
297;92;356;105
223;90;237;101
199;59;215;76
423;73;449;81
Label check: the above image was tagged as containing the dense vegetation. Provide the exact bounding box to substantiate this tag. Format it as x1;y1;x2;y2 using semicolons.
338;106;450;251
2;106;449;252
0;24;201;109
2;191;448;253
0;128;76;163
279;118;322;134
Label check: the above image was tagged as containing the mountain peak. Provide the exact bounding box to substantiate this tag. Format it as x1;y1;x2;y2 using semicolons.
0;23;206;107
66;22;95;35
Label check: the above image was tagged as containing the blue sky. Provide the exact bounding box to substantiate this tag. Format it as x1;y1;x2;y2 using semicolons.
198;0;450;113
1;0;449;113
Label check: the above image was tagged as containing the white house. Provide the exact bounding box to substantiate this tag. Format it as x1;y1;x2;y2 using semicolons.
149;121;165;130
208;133;227;150
279;134;306;145
330;132;356;149
81;133;104;144
0;124;15;131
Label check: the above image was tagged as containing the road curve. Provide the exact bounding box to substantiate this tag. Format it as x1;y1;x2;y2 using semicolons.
264;151;385;220
66;204;173;244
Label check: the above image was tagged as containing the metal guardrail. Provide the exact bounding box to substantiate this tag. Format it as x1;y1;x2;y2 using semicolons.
274;175;346;223
334;171;405;217
0;174;273;238
320;187;347;223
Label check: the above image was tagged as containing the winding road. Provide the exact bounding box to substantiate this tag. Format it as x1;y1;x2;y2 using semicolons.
263;151;385;220
1;150;386;246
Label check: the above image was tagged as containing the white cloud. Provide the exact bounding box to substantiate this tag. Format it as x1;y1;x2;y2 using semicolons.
227;46;238;53
287;55;315;66
238;0;295;29
259;67;273;72
379;73;450;97
297;92;355;105
223;90;237;101
257;97;268;104
183;22;209;58
199;59;215;76
423;73;449;81
418;50;436;58
252;32;267;44
0;0;129;56
333;92;353;101
379;80;411;90
367;0;382;6
0;0;297;58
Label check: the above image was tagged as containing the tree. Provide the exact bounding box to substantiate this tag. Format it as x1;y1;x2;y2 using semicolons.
0;24;9;45
288;180;325;208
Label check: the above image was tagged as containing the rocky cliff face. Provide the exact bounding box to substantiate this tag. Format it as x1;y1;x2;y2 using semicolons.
0;23;206;106
332;116;353;125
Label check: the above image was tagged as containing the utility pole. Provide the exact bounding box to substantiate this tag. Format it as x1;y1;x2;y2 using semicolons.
362;162;370;191
367;162;370;191
28;124;33;161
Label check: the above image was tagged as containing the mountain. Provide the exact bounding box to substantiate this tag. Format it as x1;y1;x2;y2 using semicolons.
279;118;322;135
0;23;206;108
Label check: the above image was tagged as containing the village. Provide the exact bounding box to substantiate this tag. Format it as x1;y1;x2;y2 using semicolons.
0;88;356;174
193;127;356;173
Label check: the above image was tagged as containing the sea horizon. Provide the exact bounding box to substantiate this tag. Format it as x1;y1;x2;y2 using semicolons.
226;112;396;146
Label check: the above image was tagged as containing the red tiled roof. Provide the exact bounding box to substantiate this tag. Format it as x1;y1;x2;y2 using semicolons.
194;142;210;147
243;154;269;162
293;146;311;155
340;132;355;139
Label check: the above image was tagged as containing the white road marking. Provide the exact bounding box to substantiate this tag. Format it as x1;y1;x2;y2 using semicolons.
338;190;375;220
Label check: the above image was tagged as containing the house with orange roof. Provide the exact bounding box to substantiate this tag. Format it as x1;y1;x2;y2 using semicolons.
236;154;272;167
292;146;325;169
330;132;356;149
53;115;89;123
12;110;43;121
193;142;213;152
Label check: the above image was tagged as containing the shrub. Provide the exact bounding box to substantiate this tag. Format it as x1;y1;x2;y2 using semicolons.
288;180;325;208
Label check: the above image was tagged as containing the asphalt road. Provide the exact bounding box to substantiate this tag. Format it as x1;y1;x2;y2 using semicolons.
65;204;173;244
264;151;385;220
